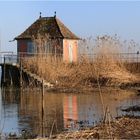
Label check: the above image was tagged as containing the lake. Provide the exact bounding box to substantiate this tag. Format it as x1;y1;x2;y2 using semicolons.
0;88;140;138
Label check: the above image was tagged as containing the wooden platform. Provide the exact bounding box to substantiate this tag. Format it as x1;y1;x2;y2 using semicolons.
0;63;52;88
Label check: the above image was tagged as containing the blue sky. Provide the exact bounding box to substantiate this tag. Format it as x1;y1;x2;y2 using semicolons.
0;1;140;52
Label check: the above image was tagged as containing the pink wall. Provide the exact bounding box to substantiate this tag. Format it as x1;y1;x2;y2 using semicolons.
63;39;78;62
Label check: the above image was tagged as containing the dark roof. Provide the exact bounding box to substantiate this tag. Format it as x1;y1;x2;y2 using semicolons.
15;17;79;40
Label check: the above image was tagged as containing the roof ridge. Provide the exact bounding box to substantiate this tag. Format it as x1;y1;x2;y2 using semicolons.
39;16;54;19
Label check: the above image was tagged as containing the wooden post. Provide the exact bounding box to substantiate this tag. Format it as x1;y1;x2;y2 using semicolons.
137;51;139;70
41;80;45;137
20;58;22;88
3;56;6;86
9;65;13;86
55;45;56;62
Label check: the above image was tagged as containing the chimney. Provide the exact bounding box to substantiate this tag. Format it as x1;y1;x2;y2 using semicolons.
39;12;42;18
54;11;56;18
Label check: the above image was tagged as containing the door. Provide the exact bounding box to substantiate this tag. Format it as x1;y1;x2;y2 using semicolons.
68;43;73;62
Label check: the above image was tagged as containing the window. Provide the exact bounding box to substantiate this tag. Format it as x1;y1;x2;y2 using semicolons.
27;41;34;54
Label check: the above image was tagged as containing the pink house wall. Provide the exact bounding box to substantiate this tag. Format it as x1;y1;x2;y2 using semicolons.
63;39;78;62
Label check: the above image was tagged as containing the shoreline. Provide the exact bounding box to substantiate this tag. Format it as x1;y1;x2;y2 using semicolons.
30;116;140;140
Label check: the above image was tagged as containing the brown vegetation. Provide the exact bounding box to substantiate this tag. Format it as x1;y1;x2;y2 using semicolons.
53;116;140;139
22;54;137;89
31;116;140;139
21;35;139;89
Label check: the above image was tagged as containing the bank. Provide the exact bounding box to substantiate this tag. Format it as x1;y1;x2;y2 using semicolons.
30;116;140;140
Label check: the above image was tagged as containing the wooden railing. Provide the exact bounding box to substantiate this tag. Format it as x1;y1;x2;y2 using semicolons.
0;52;17;65
0;52;63;65
78;52;140;63
0;52;139;65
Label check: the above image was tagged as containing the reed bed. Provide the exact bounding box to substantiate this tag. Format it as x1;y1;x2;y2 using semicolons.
21;35;138;88
22;53;136;88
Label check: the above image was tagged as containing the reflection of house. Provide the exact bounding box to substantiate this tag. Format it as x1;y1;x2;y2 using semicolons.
15;14;79;62
63;95;78;128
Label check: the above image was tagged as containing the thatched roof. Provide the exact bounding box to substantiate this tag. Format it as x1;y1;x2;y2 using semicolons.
15;16;79;40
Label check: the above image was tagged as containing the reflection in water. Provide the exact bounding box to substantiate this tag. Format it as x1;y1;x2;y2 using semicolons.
0;88;2;131
0;88;19;134
19;90;64;137
63;95;78;129
0;88;139;137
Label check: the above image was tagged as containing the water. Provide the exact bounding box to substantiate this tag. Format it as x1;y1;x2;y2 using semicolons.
0;88;140;138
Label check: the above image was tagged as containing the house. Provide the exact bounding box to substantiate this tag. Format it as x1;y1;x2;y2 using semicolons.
15;14;80;62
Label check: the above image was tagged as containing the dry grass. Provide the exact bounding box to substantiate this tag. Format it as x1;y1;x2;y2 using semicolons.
30;117;140;139
21;35;138;88
54;117;140;139
22;53;136;88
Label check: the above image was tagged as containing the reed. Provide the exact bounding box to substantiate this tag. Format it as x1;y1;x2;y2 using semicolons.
22;35;137;88
22;54;136;88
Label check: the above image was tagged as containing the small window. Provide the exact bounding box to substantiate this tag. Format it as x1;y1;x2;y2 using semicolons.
27;42;34;54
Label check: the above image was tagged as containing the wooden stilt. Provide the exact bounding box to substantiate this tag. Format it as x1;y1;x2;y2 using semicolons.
3;56;6;86
20;58;23;88
41;80;45;137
